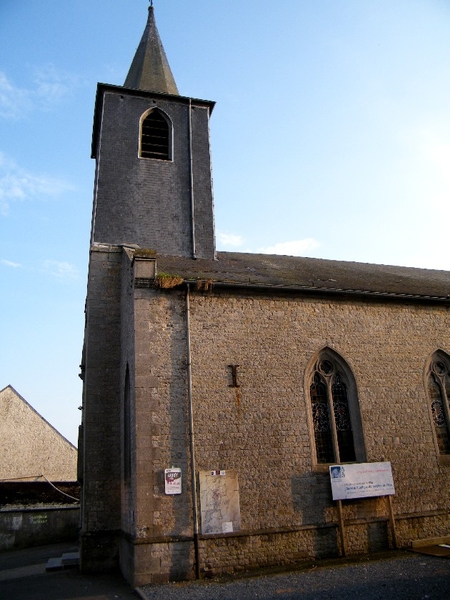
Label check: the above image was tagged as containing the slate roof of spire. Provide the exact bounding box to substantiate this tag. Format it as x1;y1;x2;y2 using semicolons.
124;6;179;95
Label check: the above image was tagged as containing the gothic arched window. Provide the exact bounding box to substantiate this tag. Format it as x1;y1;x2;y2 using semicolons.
309;350;365;465
427;351;450;455
140;108;171;160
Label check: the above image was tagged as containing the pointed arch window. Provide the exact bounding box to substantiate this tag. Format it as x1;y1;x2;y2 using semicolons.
140;108;171;160
427;351;450;455
309;350;365;465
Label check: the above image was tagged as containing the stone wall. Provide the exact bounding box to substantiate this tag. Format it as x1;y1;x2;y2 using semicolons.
79;246;123;571
0;506;79;551
129;285;450;580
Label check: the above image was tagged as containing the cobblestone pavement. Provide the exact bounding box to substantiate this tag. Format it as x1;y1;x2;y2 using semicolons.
139;551;450;600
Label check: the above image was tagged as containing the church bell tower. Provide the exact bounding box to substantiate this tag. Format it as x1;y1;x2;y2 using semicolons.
90;5;216;258
79;6;216;578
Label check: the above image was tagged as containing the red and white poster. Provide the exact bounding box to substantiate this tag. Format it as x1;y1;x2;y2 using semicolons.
164;468;182;495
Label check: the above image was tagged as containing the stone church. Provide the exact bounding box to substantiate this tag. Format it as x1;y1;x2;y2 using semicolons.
79;6;450;586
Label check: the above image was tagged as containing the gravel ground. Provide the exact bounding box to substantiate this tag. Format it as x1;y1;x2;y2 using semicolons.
139;551;450;600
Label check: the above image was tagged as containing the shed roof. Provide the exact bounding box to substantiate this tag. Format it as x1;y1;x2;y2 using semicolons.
153;252;450;302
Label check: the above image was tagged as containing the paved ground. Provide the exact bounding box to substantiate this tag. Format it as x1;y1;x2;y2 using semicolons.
0;542;137;600
140;551;450;600
1;543;450;600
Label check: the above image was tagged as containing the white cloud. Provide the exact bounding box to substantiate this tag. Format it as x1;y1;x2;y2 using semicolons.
0;72;32;119
0;66;80;119
217;231;245;248
258;238;320;257
0;151;74;214
1;259;21;268
42;260;79;281
33;65;80;111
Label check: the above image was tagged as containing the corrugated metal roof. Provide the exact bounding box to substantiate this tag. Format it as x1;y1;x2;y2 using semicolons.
153;252;450;301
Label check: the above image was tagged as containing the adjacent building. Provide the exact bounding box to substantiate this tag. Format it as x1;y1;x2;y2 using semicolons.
0;385;77;482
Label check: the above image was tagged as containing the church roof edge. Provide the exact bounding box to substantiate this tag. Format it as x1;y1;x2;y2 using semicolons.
151;251;450;303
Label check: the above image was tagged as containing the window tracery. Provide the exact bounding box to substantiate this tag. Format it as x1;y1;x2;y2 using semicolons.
427;351;450;455
309;350;364;465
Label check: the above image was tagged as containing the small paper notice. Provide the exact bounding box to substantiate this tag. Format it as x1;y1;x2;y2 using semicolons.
164;468;182;495
222;521;233;533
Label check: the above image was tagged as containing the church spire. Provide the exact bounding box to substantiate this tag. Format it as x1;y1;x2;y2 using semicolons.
124;5;179;95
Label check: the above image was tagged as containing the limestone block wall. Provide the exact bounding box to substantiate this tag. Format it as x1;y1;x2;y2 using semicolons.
0;386;77;482
188;292;449;516
120;248;137;540
80;246;123;570
133;287;193;538
131;286;450;579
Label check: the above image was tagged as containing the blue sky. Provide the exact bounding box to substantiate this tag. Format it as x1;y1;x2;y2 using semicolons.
1;0;450;446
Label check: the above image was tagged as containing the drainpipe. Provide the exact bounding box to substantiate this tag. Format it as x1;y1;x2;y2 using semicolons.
188;100;197;259
186;284;200;577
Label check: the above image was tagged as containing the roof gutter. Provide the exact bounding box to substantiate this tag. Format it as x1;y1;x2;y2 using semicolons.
179;279;450;305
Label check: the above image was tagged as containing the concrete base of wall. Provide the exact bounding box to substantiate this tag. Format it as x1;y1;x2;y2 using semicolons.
0;506;79;552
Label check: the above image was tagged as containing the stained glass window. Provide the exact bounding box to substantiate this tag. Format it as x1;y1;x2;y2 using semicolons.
310;351;363;464
311;373;334;464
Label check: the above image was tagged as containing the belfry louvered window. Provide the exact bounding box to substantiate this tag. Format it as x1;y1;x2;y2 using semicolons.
309;350;365;465
427;351;450;455
140;109;171;160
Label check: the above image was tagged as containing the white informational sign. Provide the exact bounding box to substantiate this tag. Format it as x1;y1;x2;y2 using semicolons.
164;468;182;495
199;469;241;535
222;521;234;533
329;462;395;501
